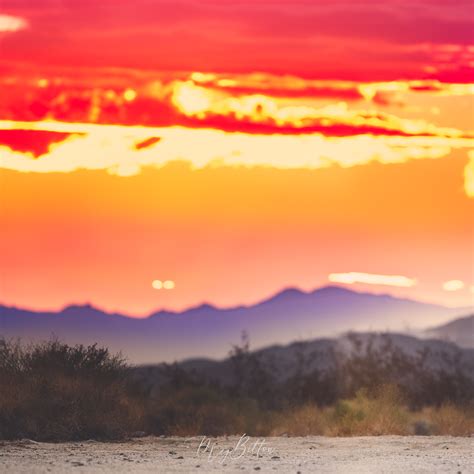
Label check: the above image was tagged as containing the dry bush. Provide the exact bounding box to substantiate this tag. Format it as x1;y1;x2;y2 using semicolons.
324;385;411;436
271;385;411;437
421;405;474;436
0;338;142;441
272;387;474;437
228;332;280;409
142;384;273;437
1;336;473;440
339;334;474;408
270;404;326;436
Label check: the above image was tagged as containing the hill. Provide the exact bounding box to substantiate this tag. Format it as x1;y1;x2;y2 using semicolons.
426;314;474;348
0;286;470;363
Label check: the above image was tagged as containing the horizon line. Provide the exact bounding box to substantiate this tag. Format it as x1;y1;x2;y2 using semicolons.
1;284;471;319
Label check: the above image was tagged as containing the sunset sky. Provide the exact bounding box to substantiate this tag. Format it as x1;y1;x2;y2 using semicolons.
0;0;473;315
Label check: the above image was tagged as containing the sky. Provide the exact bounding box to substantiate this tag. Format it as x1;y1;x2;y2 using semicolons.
0;0;473;314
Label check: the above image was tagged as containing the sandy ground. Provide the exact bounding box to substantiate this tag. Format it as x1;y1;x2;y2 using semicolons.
0;436;472;473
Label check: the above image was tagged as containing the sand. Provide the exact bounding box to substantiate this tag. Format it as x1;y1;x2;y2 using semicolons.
0;435;472;473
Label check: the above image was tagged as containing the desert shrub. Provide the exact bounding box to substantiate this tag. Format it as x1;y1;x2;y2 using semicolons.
270;404;326;436
271;385;411;437
281;370;338;408
404;350;474;408
0;338;142;441
138;355;274;436
421;404;474;436
324;385;410;436
228;332;279;409
1;335;473;441
228;334;339;409
142;383;272;436
338;334;474;408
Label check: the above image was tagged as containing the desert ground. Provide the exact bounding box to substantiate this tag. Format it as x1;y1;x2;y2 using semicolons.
0;436;472;473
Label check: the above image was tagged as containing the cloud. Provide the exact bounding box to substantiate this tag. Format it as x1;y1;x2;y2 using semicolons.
0;120;471;180
328;272;418;288
442;280;465;292
1;2;472;81
465;151;474;198
169;80;473;139
190;72;365;101
0;129;81;156
0;74;472;195
1;71;472;138
0;14;28;33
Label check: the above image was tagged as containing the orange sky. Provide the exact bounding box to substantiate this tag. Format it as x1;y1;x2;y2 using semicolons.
0;1;473;313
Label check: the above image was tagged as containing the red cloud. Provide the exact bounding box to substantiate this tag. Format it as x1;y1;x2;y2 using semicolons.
1;1;472;81
0;130;82;157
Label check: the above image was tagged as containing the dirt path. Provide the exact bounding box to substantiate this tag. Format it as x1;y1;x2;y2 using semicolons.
0;436;472;473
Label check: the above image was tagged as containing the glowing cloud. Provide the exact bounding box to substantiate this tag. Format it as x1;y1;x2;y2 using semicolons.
328;272;418;288
163;280;176;290
0;121;471;181
442;280;465;292
152;280;175;290
0;75;473;197
465;151;474;198
0;14;28;33
2;73;472;138
1;120;473;197
172;82;212;116
170;79;472;139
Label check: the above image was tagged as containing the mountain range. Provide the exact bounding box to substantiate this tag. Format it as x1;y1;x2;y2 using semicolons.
133;332;474;396
426;314;474;349
0;286;471;363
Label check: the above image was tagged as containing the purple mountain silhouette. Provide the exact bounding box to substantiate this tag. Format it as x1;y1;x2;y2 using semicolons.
0;286;469;363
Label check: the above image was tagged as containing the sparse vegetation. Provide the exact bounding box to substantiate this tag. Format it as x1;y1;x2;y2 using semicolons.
271;386;474;437
0;339;141;441
0;334;472;441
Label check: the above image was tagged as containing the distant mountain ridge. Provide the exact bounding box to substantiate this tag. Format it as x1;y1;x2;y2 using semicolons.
134;332;474;394
0;286;470;363
426;314;474;348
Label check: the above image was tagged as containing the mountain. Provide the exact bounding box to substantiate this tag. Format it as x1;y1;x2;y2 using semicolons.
133;332;474;394
0;286;470;363
425;315;474;348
